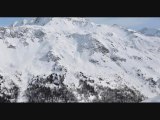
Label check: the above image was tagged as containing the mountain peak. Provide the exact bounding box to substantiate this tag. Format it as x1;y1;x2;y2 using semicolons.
11;17;91;27
11;17;53;27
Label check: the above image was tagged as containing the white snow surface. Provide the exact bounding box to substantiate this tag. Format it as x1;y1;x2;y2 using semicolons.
1;17;160;102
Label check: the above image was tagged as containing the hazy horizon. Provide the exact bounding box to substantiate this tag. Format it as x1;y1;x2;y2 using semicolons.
0;17;160;30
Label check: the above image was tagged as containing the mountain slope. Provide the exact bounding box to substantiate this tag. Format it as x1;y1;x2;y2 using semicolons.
1;17;160;102
142;95;160;102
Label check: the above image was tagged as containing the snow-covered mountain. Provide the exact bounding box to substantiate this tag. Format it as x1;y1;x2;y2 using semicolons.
139;28;160;37
1;17;160;103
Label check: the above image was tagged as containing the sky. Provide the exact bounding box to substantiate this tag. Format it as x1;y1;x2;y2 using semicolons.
0;17;160;30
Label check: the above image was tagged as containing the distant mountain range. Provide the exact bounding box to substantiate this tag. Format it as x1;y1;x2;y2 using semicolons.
139;27;160;37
